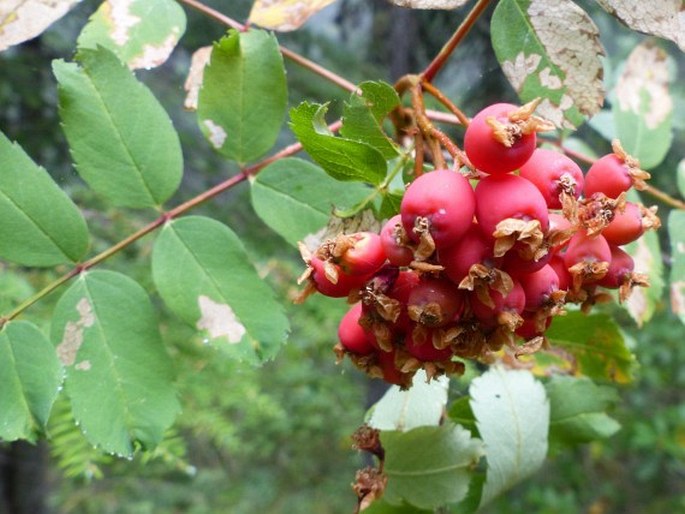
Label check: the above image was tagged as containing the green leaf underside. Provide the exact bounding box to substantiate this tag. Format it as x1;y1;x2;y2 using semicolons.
290;102;387;185
622;190;664;327
0;321;62;442
546;376;620;444
50;271;180;456
668;211;685;325
197;29;287;164
363;500;433;514
151;216;289;363
77;0;186;70
53;47;183;208
491;0;602;128
382;423;484;510
470;366;549;508
250;158;371;247
0;133;89;266
546;311;635;383
340;81;400;159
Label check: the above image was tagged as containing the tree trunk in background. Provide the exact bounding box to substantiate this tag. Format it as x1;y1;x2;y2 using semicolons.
0;442;50;514
389;7;418;80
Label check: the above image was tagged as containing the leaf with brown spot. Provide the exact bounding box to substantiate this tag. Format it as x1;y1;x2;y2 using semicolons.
491;0;605;129
0;0;81;52
595;0;685;51
249;0;339;31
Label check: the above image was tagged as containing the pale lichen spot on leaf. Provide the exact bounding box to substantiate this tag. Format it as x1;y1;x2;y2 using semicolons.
539;67;562;90
75;360;92;371
625;237;653;326
183;45;212;111
104;0;141;46
202;119;227;149
249;0;339;31
616;42;672;130
670;281;685;317
128;27;181;70
387;0;470;9
196;295;246;343
501;52;542;92
536;95;574;130
56;297;95;366
0;0;81;52
527;0;605;120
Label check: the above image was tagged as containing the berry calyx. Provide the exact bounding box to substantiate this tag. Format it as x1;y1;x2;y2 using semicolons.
407;277;465;328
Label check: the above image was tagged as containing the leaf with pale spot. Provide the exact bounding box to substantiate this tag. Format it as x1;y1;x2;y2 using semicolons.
50;271;180;457
249;0;338;31
77;0;186;70
668;211;685;326
0;0;81;52
0;321;62;442
387;0;469;8
491;0;605;128
151;216;289;363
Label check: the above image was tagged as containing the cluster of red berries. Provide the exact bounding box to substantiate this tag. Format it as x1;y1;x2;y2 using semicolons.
297;102;660;388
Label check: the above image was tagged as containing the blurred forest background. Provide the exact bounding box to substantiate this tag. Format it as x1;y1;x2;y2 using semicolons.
0;0;683;513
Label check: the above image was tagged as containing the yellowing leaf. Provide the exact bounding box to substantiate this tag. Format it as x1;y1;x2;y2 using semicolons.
387;0;469;8
0;0;81;52
249;0;338;31
596;0;685;52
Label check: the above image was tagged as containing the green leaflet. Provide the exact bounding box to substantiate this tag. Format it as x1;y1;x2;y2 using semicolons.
54;46;183;208
290;101;387;185
250;157;371;247
668;211;685;326
77;0;186;70
197;29;287;164
50;271;180;457
0;321;63;442
151;216;289;363
0;132;89;266
491;0;604;128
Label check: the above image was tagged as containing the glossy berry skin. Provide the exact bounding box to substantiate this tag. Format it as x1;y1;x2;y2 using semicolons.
599;246;634;289
407;278;465;327
337;232;387;276
464;103;537;175
519;264;560;311
439;224;495;285
502;246;551;277
475;174;550;238
519;148;584;209
404;328;453;361
549;254;572;291
309;257;371;298
470;280;526;328
400;170;476;249
338;303;375;355
584;153;633;199
602;202;644;246
563;231;612;269
380;215;414;266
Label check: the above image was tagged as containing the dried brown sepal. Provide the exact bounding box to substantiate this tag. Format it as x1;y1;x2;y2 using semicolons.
409;260;445;273
578;192;627;236
574;286;613;314
353;466;387;512
558;173;580;198
496;310;524;332
316;233;356;261
612;139;651;191
360;277;403;323
640;204;661;232
459;264;513;309
568;261;610;292
433;324;465;349
514;336;546;358
351;424;384;460
413;216;436;261
618;272;650;303
333;342;346;364
561;192;580;226
293;281;317;304
323;259;340;284
492;218;547;261
407;301;448;327
545;223;576;252
486;326;515;352
359;312;394;352
539;289;568;319
451;322;488;359
392;221;412;248
486;98;556;147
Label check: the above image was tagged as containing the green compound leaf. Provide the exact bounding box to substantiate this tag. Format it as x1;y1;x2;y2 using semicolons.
197;29;287;164
290;101;387;185
622;191;664;327
382;423;484;510
77;0;186;70
250;158;371;247
546;375;620;445
668;211;685;325
50;271;180;457
613;41;673;169
546;311;635;383
363;500;433;514
0;321;63;442
0;132;89;266
152;216;289;363
54;46;183;209
340;81;401;159
491;0;604;128
470;366;549;508
677;159;685;199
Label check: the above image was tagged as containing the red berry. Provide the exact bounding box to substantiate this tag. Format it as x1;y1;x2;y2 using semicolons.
584;153;633;199
598;246;635;289
309;257;371;298
338;303;375;355
380;215;414;266
563;231;612;269
549;254;572;291
439;224;496;285
407;277;465;327
515;312;551;340
376;348;407;386
464;103;537;175
519;148;584;209
404;328;453;361
470;280;526;328
518;264;560;311
502;247;551;277
400;169;476;249
548;212;574;254
475;174;550;238
601;202;644;246
336;232;387;276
